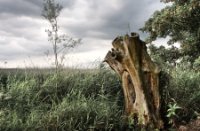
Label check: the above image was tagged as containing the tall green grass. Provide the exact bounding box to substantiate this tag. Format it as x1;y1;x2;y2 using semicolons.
167;68;200;122
0;64;199;130
159;63;200;125
0;67;124;130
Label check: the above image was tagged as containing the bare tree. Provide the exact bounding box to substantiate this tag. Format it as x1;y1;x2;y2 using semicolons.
42;0;81;73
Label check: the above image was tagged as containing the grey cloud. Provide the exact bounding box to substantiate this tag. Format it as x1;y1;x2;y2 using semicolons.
0;16;43;39
25;0;43;7
0;37;51;60
0;0;75;18
0;0;163;41
60;0;166;40
25;0;76;10
0;0;42;17
0;0;166;67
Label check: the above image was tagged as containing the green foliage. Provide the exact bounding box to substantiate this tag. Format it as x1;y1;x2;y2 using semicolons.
42;0;62;21
194;56;200;70
169;68;200;112
141;0;200;62
167;103;181;124
0;65;199;130
148;45;181;69
0;67;124;130
145;5;200;124
159;66;200;126
156;64;200;130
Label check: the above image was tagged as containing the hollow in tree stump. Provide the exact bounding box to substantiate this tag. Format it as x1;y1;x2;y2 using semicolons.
104;33;163;129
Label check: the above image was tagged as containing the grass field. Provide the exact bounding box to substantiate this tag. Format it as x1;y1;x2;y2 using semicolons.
0;65;200;130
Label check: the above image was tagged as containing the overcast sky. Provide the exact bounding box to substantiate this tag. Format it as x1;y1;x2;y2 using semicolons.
0;0;167;68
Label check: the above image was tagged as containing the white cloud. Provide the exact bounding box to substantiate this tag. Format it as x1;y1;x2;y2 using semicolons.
0;0;168;68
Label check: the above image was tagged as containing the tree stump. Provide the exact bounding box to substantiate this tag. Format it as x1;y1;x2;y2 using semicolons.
104;32;163;129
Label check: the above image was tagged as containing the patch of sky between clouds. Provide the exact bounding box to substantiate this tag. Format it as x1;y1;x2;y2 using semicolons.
152;37;180;48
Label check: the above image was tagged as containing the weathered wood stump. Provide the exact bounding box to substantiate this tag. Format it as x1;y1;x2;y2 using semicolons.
104;32;163;129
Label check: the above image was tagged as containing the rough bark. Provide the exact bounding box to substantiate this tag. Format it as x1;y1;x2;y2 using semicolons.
104;32;163;129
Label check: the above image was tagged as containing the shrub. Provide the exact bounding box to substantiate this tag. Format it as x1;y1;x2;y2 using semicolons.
164;67;200;123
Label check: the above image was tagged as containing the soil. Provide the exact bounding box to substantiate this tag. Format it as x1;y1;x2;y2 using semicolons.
178;118;200;131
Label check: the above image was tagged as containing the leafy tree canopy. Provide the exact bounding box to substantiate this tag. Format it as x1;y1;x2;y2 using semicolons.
148;45;180;65
141;0;200;63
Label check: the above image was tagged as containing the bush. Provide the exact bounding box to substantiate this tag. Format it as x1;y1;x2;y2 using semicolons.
162;66;200;123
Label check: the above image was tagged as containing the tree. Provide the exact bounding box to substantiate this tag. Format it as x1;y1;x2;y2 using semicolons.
104;33;163;129
42;0;81;73
141;0;200;63
148;45;181;68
